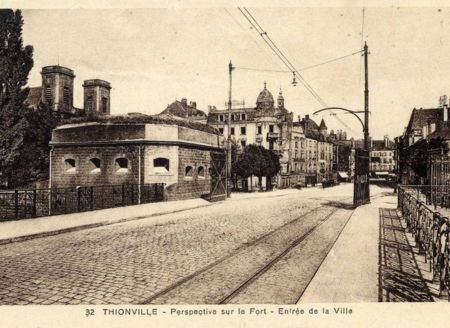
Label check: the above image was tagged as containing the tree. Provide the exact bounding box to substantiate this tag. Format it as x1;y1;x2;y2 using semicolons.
232;144;280;191
0;9;37;188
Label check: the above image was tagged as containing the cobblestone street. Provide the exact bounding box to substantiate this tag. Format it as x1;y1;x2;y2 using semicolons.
0;184;377;305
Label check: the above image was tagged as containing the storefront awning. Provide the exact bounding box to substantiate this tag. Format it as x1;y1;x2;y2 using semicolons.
338;171;349;178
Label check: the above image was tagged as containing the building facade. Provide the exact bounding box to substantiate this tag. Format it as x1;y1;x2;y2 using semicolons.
207;83;293;176
49;115;224;201
369;136;395;176
205;83;337;187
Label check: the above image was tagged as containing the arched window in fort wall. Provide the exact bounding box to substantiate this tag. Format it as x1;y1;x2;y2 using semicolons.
153;158;170;173
115;158;129;173
64;159;76;173
185;166;193;179
89;158;101;174
197;166;205;179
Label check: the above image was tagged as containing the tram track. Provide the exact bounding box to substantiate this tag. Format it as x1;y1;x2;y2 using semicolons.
138;203;328;304
140;195;360;304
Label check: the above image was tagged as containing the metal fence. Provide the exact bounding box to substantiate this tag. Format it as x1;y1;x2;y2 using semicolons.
398;185;450;299
400;184;450;209
0;183;165;221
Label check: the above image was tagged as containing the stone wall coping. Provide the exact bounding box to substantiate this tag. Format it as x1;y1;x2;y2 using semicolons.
50;139;225;151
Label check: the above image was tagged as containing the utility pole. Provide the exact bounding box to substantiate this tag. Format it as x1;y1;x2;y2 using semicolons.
227;61;233;197
364;42;371;203
364;42;369;152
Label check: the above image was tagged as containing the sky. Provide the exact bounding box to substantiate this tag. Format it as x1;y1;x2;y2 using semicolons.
20;5;450;139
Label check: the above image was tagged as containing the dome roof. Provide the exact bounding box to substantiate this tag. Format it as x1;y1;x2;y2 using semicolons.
256;82;274;110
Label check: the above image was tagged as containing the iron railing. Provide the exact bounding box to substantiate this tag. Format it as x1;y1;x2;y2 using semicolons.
398;185;450;299
0;183;165;221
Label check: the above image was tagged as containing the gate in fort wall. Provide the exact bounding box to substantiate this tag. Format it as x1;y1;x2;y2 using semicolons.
354;148;370;207
207;151;227;202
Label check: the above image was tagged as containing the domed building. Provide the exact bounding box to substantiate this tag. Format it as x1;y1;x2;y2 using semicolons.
207;82;295;188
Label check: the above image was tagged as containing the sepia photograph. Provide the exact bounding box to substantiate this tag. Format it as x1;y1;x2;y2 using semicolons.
1;1;450;327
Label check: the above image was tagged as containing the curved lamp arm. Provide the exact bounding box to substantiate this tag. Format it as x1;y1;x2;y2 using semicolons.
312;107;365;132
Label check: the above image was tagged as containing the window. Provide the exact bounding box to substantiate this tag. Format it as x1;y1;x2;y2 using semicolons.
241;140;246;148
45;85;53;105
269;141;274;150
231;127;235;135
240;127;246;135
115;158;129;173
89;158;101;173
86;96;93;112
269;125;274;133
197;166;205;179
218;114;224;122
101;97;108;113
219;127;224;134
63;86;70;107
64;159;76;173
185;166;193;178
295;141;298;148
154;157;170;173
241;113;246;120
257;126;262;134
231;114;235;121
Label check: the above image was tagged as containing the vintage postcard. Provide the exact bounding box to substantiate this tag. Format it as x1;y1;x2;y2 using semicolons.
0;1;450;327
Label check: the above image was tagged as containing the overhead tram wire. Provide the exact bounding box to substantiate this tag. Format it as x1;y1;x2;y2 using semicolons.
222;8;283;68
239;8;328;108
237;8;362;136
243;8;329;107
235;50;363;74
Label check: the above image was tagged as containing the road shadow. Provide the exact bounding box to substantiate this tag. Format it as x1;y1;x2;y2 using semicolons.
378;208;433;302
320;200;354;210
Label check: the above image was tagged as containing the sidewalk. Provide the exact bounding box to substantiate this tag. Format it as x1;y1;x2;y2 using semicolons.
0;198;213;245
0;186;318;246
299;191;397;302
299;189;447;302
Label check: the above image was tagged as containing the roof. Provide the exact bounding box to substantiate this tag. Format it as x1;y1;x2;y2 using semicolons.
25;87;42;108
319;119;327;130
160;100;207;119
62;113;218;134
372;139;395;151
256;83;275;110
429;121;450;140
406;107;443;133
302;117;322;140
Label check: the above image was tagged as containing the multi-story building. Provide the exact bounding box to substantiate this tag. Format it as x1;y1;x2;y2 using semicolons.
207;83;293;175
399;96;450;184
160;97;208;123
369;136;396;178
25;65;111;117
158;82;338;188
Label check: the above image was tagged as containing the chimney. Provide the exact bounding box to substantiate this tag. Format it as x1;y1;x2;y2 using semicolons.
190;101;197;109
444;104;448;122
181;98;187;106
297;115;301;122
384;135;389;148
305;114;309;120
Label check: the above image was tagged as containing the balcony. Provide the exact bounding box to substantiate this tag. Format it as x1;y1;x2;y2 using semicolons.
255;135;263;143
267;132;280;140
293;157;305;162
